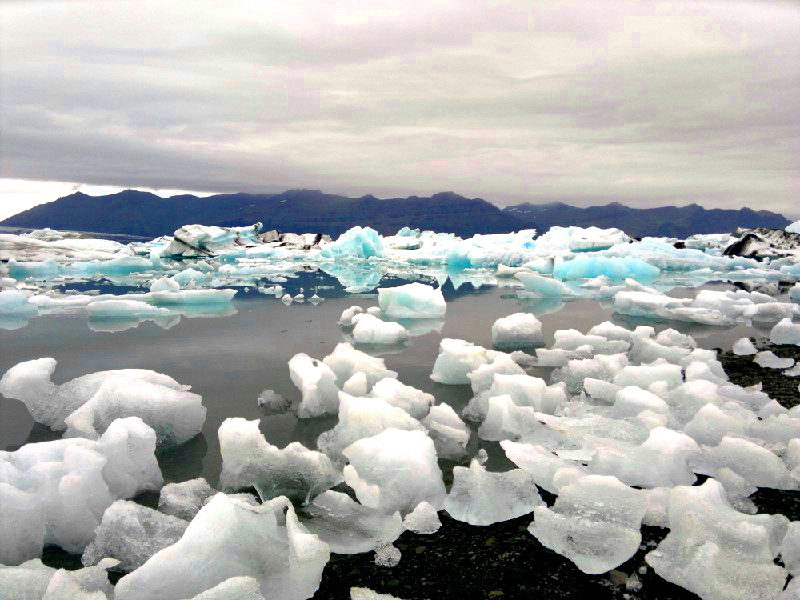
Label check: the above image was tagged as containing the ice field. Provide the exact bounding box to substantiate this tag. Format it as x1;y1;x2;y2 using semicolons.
2;221;800;599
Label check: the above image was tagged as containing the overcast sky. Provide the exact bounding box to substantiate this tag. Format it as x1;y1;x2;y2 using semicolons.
1;0;798;220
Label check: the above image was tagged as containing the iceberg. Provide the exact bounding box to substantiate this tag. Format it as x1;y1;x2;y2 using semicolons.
553;255;659;281
319;226;385;260
351;313;408;345
377;282;446;319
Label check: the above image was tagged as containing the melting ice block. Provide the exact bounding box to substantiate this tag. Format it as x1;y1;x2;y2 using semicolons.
529;475;646;574
491;312;544;350
288;353;340;418
339;305;364;326
0;558;118;600
421;403;470;459
300;490;403;554
320;226;385;260
0;289;37;315
733;337;758;355
114;495;330;600
158;478;217;521
430;338;493;384
219;418;342;504
351;588;405;600
444;457;542;526
188;577;265;600
323;343;397;389
553;255;660;281
351;313;408;345
403;501;442;534
82;500;188;571
754;350;795;369
770;318;800;346
0;358;188;431
377;283;446;319
343;429;446;514
515;271;572;296
646;479;788;600
86;299;169;319
369;378;433;419
0;417;162;564
317;393;425;463
63;374;206;447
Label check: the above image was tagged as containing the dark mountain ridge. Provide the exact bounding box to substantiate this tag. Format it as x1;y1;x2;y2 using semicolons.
1;189;523;238
503;201;790;238
1;189;790;239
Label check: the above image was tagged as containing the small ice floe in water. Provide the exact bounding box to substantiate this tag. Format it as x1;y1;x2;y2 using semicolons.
491;312;544;350
754;350;795;369
733;337;757;355
351;313;408;345
309;293;324;304
373;543;401;567
158;478;217;521
770;318;800;346
339;305;364;326
257;389;290;414
281;293;293;304
377;282;446;319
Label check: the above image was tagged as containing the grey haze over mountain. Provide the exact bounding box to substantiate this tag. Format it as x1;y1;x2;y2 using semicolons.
1;1;798;217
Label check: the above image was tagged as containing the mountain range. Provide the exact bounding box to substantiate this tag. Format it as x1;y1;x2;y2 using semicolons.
0;189;790;239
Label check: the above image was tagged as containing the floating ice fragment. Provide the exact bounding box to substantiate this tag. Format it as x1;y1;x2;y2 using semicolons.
158;478;217;521
515;271;573;296
377;282;446;319
351;313;408;345
288;353;340;418
421;403;470;459
491;312;544;350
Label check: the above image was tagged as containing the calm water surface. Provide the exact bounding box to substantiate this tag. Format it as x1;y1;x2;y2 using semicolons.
0;275;769;486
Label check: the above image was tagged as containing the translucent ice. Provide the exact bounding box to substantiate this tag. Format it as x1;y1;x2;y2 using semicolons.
377;283;446;319
402;501;442;534
188;577;265;600
323;343;397;389
754;350;795;369
219;418;342;503
515;271;573;296
552;256;659;282
444;457;542;526
733;337;757;355
114;494;329;600
491;312;544;350
369;378;434;419
342;429;446;514
351;313;408;345
158;478;217;521
421;403;470;460
82;500;188;571
770;318;800;346
320;226;385;260
301;490;403;554
288;353;340;418
430;338;493;384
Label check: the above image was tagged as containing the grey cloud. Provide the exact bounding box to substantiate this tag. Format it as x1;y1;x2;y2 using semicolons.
0;0;798;215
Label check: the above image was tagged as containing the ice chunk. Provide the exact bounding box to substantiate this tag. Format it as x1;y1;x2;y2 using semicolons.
421;403;470;459
257;389;290;414
188;577;265;600
700;436;795;489
733;337;757;355
613;361;683;390
402;501;442;534
515;271;573;296
467;353;526;396
342;372;368;396
491;313;544;350
771;318;800;346
63;374;206;447
553;329;630;354
529;475;646;574
339;305;364;326
0;559;56;599
0;358;187;431
317;393;425;463
781;522;800;577
0;289;37;315
323;343;397;389
301;490;403;554
377;283;446;319
478;395;541;441
501;441;583;494
682;403;752;446
645;479;788;600
342;429;446;514
464;373;565;422
114;495;329;600
219;418;342;503
320;226;385;259
0;418;162;562
150;276;181;293
552;256;659;281
369;378;433;419
350;588;404;600
87;299;169;319
158;478;217;521
612;386;669;418
373;544;401;567
82;500;188;571
288;353;340;418
444;458;542;526
551;353;629;394
430;338;492;384
351;313;408;345
754;350;795;369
